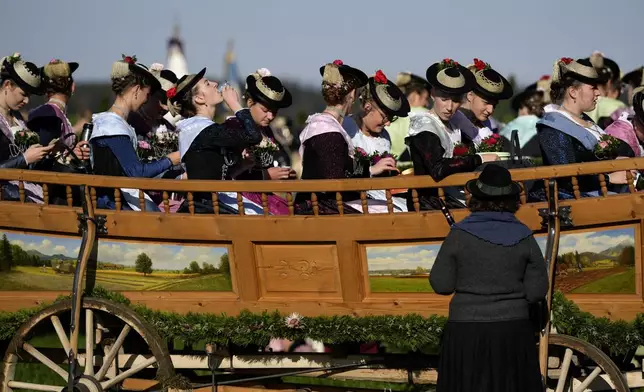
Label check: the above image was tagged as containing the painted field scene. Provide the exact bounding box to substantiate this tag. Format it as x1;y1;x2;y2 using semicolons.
0;231;232;291
537;226;637;294
367;225;637;294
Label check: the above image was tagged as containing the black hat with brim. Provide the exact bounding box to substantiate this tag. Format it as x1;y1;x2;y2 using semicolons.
633;86;644;124
559;58;601;87
1;57;43;95
471;67;514;102
465;164;521;199
622;66;643;87
319;62;368;90
170;67;205;102
246;74;292;110
426;62;475;95
368;75;410;118
40;61;79;89
511;83;544;112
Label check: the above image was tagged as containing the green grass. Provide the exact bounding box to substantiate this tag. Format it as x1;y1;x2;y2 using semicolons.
369;276;434;293
0;267;232;292
158;274;233;291
571;269;636;294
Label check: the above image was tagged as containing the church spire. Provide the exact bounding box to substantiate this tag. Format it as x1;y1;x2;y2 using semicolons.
166;23;188;79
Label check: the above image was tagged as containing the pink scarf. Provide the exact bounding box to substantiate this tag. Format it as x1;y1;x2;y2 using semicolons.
605;111;641;157
298;113;354;158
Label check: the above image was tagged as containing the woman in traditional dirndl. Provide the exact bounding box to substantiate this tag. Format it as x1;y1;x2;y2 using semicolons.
430;164;548;392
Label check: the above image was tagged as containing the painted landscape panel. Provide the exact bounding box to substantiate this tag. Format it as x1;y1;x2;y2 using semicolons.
366;225;637;294
0;230;232;291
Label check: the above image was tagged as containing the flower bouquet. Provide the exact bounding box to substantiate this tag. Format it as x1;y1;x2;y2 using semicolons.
370;151;399;177
137;140;154;161
453;143;472;157
475;134;510;161
250;137;279;168
149;125;179;158
14;130;39;152
594;134;621;160
352;147;371;176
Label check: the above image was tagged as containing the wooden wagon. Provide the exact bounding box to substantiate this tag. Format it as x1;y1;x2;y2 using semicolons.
2;158;644;391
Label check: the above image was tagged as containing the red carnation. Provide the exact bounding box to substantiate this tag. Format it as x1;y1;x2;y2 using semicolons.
492;133;501;139
453;145;470;156
124;57;134;64
166;87;177;99
473;58;488;71
540;75;551;81
374;70;387;84
560;57;573;65
333;59;343;66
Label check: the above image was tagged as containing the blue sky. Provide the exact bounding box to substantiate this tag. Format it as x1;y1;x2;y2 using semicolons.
1;231;228;270
1;0;642;87
367;226;635;272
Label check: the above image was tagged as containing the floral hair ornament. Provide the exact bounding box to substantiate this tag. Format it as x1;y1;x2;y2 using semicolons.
560;57;574;65
121;54;137;64
439;58;459;70
7;53;21;64
374;70;388;84
150;63;164;72
166;87;177;99
540;75;551;81
333;59;343;66
472;58;490;72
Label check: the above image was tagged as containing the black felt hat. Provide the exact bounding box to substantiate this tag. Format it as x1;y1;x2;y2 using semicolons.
553;57;601;87
246;70;292;110
633;86;644;125
169;67;205;102
319;60;368;90
425;59;475;95
1;54;43;95
110;54;162;92
367;70;410;118
468;58;514;101
586;52;620;84
622;66;643;87
40;59;79;91
465;164;521;199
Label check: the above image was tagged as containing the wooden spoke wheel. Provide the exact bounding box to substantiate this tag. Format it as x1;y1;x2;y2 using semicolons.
545;334;628;392
0;298;175;392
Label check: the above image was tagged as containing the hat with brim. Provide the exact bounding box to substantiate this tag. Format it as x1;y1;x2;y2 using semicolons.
169;67;204;103
426;61;475;95
396;72;431;90
40;60;79;88
554;58;600;87
586;52;620;84
633;86;644;124
319;61;368;91
246;73;292;110
622;66;644;87
465;164;521;200
367;71;410;118
1;55;43;95
468;60;513;101
150;65;178;94
511;83;541;112
110;55;162;92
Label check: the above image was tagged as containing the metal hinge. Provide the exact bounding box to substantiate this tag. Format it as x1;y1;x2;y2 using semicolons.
538;206;573;229
77;213;108;235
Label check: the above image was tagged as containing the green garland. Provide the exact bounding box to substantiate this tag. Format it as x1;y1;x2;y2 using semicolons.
0;288;641;357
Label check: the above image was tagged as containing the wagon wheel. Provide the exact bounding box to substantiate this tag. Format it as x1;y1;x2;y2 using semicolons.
545;334;628;392
1;297;175;392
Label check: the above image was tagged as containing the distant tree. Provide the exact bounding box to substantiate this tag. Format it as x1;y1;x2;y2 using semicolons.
618;246;635;267
219;253;230;278
135;253;153;276
415;266;427;274
0;234;13;272
188;261;201;274
202;262;217;275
